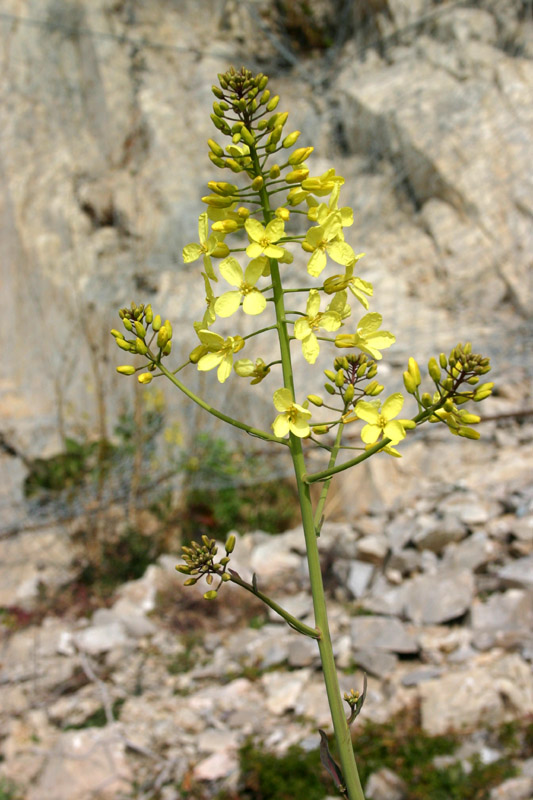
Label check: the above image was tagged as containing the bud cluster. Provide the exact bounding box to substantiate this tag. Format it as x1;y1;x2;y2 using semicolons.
403;344;493;440
111;301;172;384
175;534;236;600
326;354;383;406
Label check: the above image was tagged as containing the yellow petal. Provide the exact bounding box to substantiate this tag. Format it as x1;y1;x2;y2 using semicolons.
242;291;266;315
273;388;292;412
214;291;241;318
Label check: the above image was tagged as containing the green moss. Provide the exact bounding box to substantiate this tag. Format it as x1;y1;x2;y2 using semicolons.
167;633;203;675
63;698;125;730
0;778;23;800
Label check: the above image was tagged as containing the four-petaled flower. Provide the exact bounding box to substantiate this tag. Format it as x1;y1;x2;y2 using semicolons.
196;330;245;383
294;289;342;364
183;213;228;281
272;388;312;438
245;218;288;260
335;313;395;360
302;213;356;278
355;393;406;446
214;257;267;317
323;258;372;309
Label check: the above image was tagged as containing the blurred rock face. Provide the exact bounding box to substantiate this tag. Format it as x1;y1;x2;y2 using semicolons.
1;0;532;456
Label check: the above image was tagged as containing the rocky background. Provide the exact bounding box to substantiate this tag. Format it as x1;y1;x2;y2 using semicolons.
1;0;533;798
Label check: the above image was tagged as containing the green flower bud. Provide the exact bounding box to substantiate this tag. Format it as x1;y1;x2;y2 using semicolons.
324;383;336;395
276;112;288;128
467;376;480;384
428;357;441;382
365;381;384;396
212;85;224;99
260;89;271;105
240;126;256;147
208;153;226;169
144;305;153;325
399;419;417;430
183;578;197;586
136;337;148;355
134;320;146;338
344;384;355;403
175;564;191;574
282;130;300;148
138;372;153;384
457;426;481;440
152;315;162;332
324;370;336;381
123;318;133;332
266;95;280;112
421;393;433;408
312;425;329;435
258;75;268;90
458;412;480;424
269;164;281;179
212;219;240;233
208;181;239;197
307;394;324;406
439;352;448;369
116;338;133;351
251;175;264;190
442;377;454;392
204;590;218;600
221;572;231;582
163;342;172;356
225;534;236;553
335;370;345;387
208;138;224;156
288;146;314;165
157;325;170;350
116;365;136;375
110;329;124;339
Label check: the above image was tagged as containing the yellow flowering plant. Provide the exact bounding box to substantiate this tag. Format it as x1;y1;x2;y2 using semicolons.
111;67;493;800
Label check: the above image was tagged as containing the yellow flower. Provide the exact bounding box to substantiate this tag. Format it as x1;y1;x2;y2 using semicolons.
196;330;245;383
214;257;267;317
301;168;345;197
306;183;353;228
334;313;395;360
355;393;406;446
197;272;217;329
234;358;270;384
182;212;228;281
302;213;356;278
244;218;288;260
294;289;342;364
272;388;312;438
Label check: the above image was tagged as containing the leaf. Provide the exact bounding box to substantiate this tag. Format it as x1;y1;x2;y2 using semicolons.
318;730;345;793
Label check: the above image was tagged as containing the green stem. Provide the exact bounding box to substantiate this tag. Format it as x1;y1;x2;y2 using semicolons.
229;572;319;639
250;144;365;800
156;359;288;446
313;422;344;532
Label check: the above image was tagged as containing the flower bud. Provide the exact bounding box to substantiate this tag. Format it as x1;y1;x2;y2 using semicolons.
116;365;136;375
403;371;417;394
457;426;481;440
225;534;236;553
240;126;256;147
135;337;148;355
208;153;226;168
157;325;171;350
439;352;448;369
312;425;329;435
138;372;153;384
208;181;239;196
307;394;324;406
324;383;336;395
208;138;224;156
266;95;280;111
365;381;384;396
163;342;172;356
324;370;336;381
282;130;301;147
175;564;191;574
275;207;290;221
110;328;124;339
421;392;433;408
399;419;417;430
152;314;162;332
189;344;208;363
286;168;309;184
203;590;218;600
407;357;421;386
428;357;441;382
183;578;197;586
458;412;481;424
123;318;133;332
269;164;281;179
211;242;230;258
288;146;314;165
212;219;240;233
211;85;224;99
144;305;153;325
343;384;355;403
260;89;270;105
116;338;133;351
134;320;146;338
201;194;236;208
335;369;345;387
251;175;264;190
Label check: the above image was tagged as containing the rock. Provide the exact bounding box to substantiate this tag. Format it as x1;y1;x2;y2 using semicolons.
442;531;500;572
26;725;132;800
496;556;533;590
420;654;533;735
261;669;311;716
346;560;375;598
193;750;239;781
288;637;319;668
489;776;533;800
356;535;389;564
401;667;443;687
365;767;407;800
412;513;466;553
351;616;418;654
353;649;398;679
250;538;302;579
73;622;131;655
402;569;474;624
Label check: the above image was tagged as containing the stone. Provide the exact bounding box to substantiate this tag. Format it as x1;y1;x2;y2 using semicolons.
353;649;398;679
496;556;533;590
489;776;533;800
356;535;389;564
420;654;533;735
26;725;132;800
442;531;500;572
73;622;131;655
412;513;466;553
261;669;311;716
193;750;239;781
402;569;474;624
288;637;319;668
365;767;408;800
346;560;375;598
401;667;443;687
351;616;418;654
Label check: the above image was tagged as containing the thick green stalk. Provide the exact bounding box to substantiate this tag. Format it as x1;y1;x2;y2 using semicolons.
250;145;365;800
